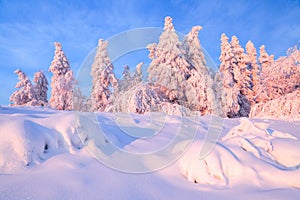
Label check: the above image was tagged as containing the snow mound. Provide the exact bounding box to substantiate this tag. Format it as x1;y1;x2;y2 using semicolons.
179;118;300;188
250;90;300;121
0;107;82;173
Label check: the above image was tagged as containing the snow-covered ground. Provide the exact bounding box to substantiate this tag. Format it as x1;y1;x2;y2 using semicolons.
0;106;299;199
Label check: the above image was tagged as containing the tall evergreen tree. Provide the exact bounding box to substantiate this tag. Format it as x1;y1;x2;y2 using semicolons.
218;34;251;117
182;26;216;115
231;36;252;97
258;45;275;102
90;39;118;112
118;65;132;92
147;16;189;103
218;33;239;117
230;36;252;115
245;41;261;103
28;71;48;106
9;69;33;106
132;62;143;87
49;42;75;110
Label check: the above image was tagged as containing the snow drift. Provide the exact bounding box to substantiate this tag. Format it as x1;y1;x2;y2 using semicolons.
0;106;299;199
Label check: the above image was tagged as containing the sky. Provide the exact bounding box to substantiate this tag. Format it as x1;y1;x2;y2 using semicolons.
1;0;300;105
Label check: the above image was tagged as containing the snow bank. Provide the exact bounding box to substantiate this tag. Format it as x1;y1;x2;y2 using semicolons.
0;106;299;199
0;106;81;173
179;118;300;189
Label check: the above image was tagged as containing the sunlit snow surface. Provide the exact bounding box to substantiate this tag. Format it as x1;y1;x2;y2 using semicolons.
0;106;299;199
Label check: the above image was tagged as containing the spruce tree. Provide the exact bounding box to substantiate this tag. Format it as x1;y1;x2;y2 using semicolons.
132;62;143;87
90;39;118;112
147;16;189;104
49;42;75;110
28;71;48;106
245;41;261;103
218;33;239;117
230;36;251;116
9;69;33;106
118;65;132;92
182;26;216;115
258;45;275;102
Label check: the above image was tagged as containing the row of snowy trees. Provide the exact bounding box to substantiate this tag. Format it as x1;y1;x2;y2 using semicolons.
10;69;48;107
9;16;300;118
217;33;300;118
86;16;217;115
9;42;78;110
87;16;299;117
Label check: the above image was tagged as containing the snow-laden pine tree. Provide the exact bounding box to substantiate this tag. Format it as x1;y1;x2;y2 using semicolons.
217;34;252;117
182;26;217;115
27;71;48;106
49;42;75;110
182;26;206;72
63;70;76;110
258;45;275;102
118;65;132;92
217;33;240;117
90;39;118;112
231;36;253;101
132;62;143;87
259;45;275;74
245;41;261;103
147;16;189;104
259;44;300;102
10;69;34;106
230;36;252;116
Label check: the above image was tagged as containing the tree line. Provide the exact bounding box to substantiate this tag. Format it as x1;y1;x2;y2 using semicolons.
9;16;300;118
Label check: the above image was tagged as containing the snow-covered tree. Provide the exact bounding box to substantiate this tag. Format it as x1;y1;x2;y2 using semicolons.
132;62;143;87
182;26;217;115
90;39;118;112
259;45;274;74
9;69;34;106
250;89;300;121
111;83;162;113
118;65;132;92
147;16;189;103
245;41;261;103
49;42;75;110
258;44;300;102
27;71;48;106
63;70;76;110
218;33;239;117
73;86;86;111
231;36;253;103
182;26;206;72
217;34;251;117
258;45;275;102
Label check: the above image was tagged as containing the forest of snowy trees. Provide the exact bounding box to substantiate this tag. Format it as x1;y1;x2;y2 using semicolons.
9;16;300;119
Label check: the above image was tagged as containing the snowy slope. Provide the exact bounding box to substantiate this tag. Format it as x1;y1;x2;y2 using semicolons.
0;106;299;199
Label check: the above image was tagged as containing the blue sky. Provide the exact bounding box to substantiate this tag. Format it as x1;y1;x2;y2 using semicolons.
1;0;300;105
